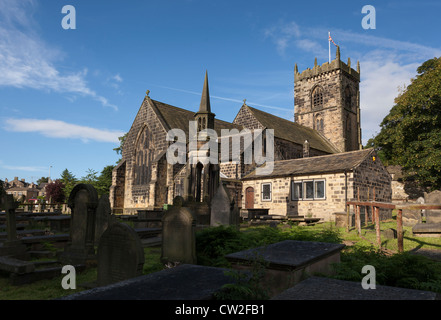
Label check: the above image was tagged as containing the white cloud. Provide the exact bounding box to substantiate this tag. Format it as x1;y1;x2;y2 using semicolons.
4;118;125;144
263;20;441;144
359;53;419;143
0;1;118;111
2;165;47;173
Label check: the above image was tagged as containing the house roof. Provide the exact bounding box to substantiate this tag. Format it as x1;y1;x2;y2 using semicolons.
242;148;375;180
150;99;243;136
243;105;338;154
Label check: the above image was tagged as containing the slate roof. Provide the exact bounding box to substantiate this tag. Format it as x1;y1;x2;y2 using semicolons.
244;105;338;154
243;148;375;180
150;99;243;136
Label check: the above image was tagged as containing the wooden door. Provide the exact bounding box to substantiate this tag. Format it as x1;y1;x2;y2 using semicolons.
245;187;254;209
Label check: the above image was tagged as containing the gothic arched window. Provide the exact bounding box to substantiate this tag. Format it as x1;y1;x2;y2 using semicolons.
133;126;153;186
315;113;324;132
312;86;324;110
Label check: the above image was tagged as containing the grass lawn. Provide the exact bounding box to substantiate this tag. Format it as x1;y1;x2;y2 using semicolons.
1;215;441;300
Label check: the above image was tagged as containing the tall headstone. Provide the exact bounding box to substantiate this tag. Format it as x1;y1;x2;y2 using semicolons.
424;190;441;224
97;222;145;286
210;181;232;226
95;194;114;243
161;196;197;264
60;184;98;265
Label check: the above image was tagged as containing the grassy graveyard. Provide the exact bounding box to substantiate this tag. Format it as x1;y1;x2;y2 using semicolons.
1;213;441;300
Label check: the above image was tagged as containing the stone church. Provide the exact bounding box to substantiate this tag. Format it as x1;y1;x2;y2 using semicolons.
110;48;392;221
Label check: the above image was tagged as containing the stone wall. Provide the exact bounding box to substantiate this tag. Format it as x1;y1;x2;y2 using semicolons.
112;97;171;213
241;154;392;221
353;154;392;219
242;172;353;221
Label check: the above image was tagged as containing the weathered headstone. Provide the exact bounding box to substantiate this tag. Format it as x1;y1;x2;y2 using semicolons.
0;194;27;259
402;209;422;227
60;184;98;265
95;194;114;243
161;196;197;264
424;190;441;224
97;222;144;286
210;181;232;226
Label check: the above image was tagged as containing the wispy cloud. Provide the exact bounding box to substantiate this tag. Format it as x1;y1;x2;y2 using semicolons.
263;20;441;144
4;118;125;144
154;84;292;113
0;1;118;111
2;165;48;173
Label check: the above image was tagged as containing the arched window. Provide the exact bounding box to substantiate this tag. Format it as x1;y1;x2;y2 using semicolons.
315;113;324;132
133;126;153;186
312;86;324;110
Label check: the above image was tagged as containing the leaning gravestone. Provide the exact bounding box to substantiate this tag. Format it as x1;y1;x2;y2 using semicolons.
59;184;98;265
161;196;197;264
97;222;145;286
424;190;441;224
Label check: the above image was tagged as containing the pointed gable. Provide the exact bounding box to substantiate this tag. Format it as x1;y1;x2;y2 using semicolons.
233;104;339;154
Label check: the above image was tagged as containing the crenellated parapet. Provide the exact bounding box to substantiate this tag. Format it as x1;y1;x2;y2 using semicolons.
295;47;360;82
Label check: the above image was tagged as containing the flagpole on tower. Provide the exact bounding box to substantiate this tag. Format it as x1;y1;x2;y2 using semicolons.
328;31;331;63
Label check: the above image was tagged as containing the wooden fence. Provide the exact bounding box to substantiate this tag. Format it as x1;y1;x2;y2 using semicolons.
345;200;441;253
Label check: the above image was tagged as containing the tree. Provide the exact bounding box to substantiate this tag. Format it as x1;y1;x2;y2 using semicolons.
37;177;49;185
113;132;127;163
80;168;99;185
96;165;115;196
368;57;441;190
46;180;66;204
60;169;78;199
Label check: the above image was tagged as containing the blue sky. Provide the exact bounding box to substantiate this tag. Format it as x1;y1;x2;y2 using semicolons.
1;0;440;183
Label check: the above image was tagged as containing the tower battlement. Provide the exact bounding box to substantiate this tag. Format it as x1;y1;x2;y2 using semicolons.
295;47;360;82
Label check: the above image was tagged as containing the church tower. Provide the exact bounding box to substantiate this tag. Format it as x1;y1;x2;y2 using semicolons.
294;46;362;152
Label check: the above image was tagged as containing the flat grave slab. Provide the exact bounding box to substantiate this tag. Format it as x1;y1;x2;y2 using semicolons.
271;276;438;300
412;223;441;237
225;240;345;271
60;264;237;300
225;240;345;297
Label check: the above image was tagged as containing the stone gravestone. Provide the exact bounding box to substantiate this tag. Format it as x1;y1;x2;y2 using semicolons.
95;194;114;244
161;196;197;265
402;209;422;227
210;181;232;226
424;190;441;224
60;184;98;265
97;222;145;286
0;194;27;259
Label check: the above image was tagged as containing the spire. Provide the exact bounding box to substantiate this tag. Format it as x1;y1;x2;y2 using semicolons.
198;70;211;113
336;45;340;61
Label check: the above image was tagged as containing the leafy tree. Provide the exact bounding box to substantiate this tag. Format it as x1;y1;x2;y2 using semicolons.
60;169;78;199
45;180;66;204
37;177;49;185
80;168;99;185
368;57;441;190
113;132;127;163
96;165;115;196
